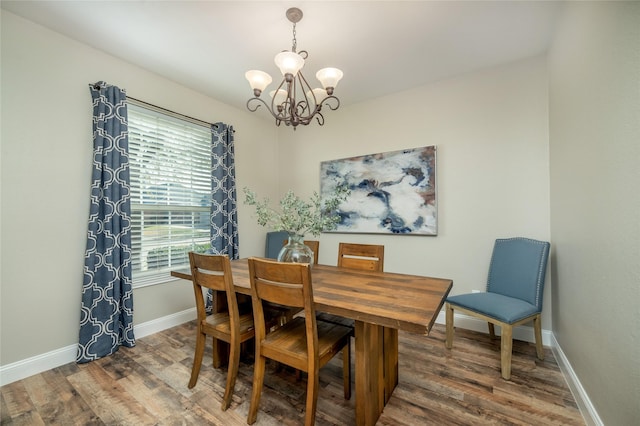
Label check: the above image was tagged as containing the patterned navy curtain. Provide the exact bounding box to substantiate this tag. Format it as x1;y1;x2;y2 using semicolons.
209;122;239;259
77;82;135;363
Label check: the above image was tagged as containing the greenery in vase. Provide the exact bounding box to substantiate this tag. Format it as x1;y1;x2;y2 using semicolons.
243;185;350;237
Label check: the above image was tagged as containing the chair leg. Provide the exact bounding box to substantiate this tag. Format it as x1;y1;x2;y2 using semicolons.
342;342;351;400
304;370;320;426
488;323;496;339
221;339;241;411
188;331;206;388
445;303;454;349
247;355;266;425
500;325;513;380
534;314;544;360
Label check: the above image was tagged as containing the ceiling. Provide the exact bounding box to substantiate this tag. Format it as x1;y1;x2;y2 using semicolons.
1;1;564;111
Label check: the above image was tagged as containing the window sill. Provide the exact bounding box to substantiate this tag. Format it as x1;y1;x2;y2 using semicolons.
132;272;187;289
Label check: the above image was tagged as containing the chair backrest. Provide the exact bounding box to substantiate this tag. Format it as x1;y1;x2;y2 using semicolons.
247;257;318;350
265;231;289;259
281;239;320;264
486;238;550;310
188;252;238;324
337;243;384;272
304;240;320;264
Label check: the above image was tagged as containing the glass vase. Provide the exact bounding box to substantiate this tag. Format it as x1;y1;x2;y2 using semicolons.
277;233;314;266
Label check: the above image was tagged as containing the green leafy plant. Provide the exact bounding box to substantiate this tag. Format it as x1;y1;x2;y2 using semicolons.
243;185;350;237
146;242;211;268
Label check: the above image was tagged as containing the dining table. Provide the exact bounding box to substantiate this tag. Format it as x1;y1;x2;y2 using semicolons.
172;258;452;426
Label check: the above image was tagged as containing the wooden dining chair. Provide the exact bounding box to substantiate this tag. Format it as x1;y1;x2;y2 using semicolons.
321;242;398;402
303;240;319;264
316;242;385;329
246;257;352;426
187;253;256;410
337;242;385;272
445;237;551;379
188;253;285;410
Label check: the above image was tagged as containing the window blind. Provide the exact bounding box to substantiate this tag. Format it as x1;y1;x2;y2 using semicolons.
128;103;212;287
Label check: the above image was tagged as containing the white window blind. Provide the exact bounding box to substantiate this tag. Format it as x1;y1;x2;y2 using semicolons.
128;102;212;287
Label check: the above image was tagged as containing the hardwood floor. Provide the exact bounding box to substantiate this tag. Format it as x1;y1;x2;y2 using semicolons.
1;322;584;425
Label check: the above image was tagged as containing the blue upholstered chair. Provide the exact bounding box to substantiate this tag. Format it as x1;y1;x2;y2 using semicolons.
445;237;550;379
264;231;319;264
265;231;289;259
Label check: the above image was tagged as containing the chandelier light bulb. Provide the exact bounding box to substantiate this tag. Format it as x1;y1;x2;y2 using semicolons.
316;68;343;94
270;89;288;106
306;88;328;105
274;51;305;77
245;70;272;96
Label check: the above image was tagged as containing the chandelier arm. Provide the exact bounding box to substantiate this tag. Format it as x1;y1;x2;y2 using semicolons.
314;111;325;126
288;78;298;124
283;70;324;124
296;71;316;119
272;79;289;121
247;97;288;123
322;95;340;111
246;97;266;113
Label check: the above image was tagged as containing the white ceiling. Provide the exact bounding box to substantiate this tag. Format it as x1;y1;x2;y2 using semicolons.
1;1;564;110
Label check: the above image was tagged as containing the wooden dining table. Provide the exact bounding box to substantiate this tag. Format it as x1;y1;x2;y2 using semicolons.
172;258;452;426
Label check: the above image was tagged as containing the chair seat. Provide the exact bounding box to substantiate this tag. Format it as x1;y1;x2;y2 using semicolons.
261;317;353;371
204;309;283;335
203;311;255;334
446;292;539;324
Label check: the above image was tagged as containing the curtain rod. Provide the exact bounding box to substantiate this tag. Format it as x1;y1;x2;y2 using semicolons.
91;82;231;131
127;96;218;129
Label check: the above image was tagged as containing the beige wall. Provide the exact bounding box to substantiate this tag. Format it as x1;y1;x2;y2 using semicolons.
1;8;553;365
6;6;637;424
548;2;640;425
278;55;552;324
1;9;553;369
0;11;279;365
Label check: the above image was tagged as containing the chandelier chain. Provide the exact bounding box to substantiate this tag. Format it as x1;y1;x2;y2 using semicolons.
292;22;297;53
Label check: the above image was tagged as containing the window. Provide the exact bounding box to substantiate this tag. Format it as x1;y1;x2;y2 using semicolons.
128;102;211;287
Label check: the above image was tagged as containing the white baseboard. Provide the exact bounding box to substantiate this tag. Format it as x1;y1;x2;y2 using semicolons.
134;307;196;340
0;344;78;388
550;334;604;426
437;311;600;426
0;308;601;426
0;308;196;387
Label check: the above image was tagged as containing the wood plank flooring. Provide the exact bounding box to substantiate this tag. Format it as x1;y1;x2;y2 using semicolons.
1;322;584;425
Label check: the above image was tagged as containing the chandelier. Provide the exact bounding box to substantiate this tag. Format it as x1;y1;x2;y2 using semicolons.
245;7;343;129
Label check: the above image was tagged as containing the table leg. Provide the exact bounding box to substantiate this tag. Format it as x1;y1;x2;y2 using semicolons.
354;321;384;426
383;327;399;404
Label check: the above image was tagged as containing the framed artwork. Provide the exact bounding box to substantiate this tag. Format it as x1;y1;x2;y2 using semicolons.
320;145;437;235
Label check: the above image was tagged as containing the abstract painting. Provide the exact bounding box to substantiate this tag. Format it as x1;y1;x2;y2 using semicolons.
320;146;437;235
